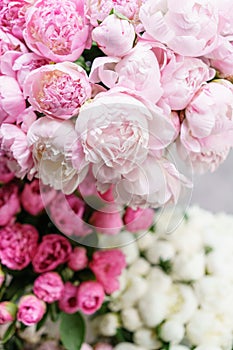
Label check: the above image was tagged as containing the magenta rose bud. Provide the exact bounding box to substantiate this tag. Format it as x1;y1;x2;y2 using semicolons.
58;282;79;314
0;183;20;227
89;250;126;294
23;62;91;120
68;247;88;271
17;295;46;326
33;272;64;303
0;302;17;325
0;223;38;270
32;234;72;273
123;207;154;233
77;281;105;315
90;206;123;235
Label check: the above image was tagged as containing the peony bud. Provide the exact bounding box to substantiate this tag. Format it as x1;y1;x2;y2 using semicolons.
0;302;17;324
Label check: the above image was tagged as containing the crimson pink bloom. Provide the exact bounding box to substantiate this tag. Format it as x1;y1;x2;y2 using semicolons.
90;207;123;235
0;183;20;227
0;302;17;325
33;272;64;303
23;0;90;62
89;250;126;294
68;247;88;271
0;223;38;270
17;295;46;326
23;62;91;120
32;234;72;273
21;179;56;216
58;282;79;314
123;207;154;233
77;281;105;315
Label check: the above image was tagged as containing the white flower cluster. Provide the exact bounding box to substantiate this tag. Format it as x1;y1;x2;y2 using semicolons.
93;207;233;350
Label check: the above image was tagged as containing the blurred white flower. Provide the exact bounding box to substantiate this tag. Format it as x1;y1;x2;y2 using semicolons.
133;328;162;349
160;319;185;343
121;308;142;332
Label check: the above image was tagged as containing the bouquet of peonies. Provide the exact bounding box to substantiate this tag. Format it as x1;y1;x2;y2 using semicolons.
1;0;233;349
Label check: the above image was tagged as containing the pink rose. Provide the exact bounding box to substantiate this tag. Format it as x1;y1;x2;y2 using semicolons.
139;0;219;57
92;14;135;57
90;43;163;103
68;247;88;271
0;152;14;184
32;234;72;273
178;80;233;173
21;179;56;216
0;302;17;325
17;295;46;326
24;62;91;120
123;207;154;233
77;281;105;315
58;282;79;314
0;76;25;124
90;206;123;235
27;117;88;194
33;272;64;303
0;123;33;179
23;0;90;62
48;193;92;237
0;223;38;270
0;183;20;226
89;250;126;294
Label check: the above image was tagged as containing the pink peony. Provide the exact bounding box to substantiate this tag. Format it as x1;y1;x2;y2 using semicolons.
32;234;72;273
89;206;123;235
0;27;28;55
0;302;17;325
89;249;126;294
123;207;154;233
0;76;26;124
33;272;64;303
24;62;91;120
58;282;79;314
17;295;46;326
21;179;56;216
0;152;14;184
81;345;93;350
23;0;90;62
68;247;88;271
0;183;20;227
0;223;38;270
48;193;92;237
77;281;105;315
0;123;33;179
27;117;88;194
92;14;135;57
178;80;233;173
139;0;219;57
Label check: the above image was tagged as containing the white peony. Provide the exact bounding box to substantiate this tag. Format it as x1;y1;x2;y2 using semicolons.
97;313;119;337
114;343;146;350
120;275;148;309
121;308;142;332
133;328;162;349
128;258;150;276
145;240;175;264
172;252;205;281
159;319;185;343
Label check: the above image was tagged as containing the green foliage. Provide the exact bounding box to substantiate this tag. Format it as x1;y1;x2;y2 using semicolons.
60;312;85;350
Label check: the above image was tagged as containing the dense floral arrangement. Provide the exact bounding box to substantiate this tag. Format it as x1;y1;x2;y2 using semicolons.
1;0;233;349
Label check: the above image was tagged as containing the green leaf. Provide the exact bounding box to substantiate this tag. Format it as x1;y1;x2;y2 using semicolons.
60;312;85;350
1;322;16;344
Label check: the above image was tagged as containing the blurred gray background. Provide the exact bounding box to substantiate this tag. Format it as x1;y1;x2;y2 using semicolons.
191;151;233;214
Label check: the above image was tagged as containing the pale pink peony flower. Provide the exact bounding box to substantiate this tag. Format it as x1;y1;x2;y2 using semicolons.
89;206;123;235
68;247;88;271
0;123;33;179
33;272;64;303
123;207;154;233
0;302;17;325
139;0;219;57
27;117;88;194
178;80;233;173
0;76;25;124
23;0;90;62
24;62;91;119
0;223;39;270
21;179;56;216
77;281;105;314
92;14;135;57
0;27;28;55
32;234;72;273
89;43;163;103
81;344;93;350
16;107;37;133
89;249;126;294
0;152;14;183
0;183;20;226
17;295;46;326
86;0;144;26
58;282;79;314
48;193;92;237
